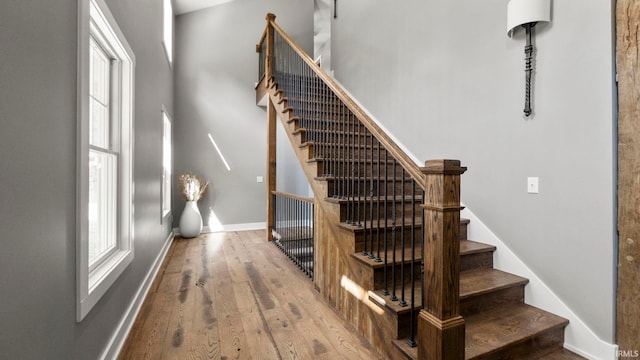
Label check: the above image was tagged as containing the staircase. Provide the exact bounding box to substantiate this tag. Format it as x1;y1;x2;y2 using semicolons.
256;14;585;360
389;226;576;359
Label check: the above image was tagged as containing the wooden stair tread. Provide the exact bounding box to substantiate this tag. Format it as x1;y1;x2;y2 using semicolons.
301;141;384;149
393;335;580;360
369;283;422;314
460;268;529;300
368;268;529;315
307;157;397;164
327;194;422;205
464;303;569;359
460;239;496;255
316;175;414;182
351;246;423;269
339;219;422;234
350;239;493;270
392;338;418;360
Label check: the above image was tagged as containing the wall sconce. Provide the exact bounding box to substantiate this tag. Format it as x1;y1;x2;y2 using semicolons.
507;0;551;117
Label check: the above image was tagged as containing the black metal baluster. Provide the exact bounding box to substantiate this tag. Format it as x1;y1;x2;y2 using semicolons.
399;169;407;307
349;112;356;226
375;140;382;263
307;199;312;275
408;181;417;347
332;93;338;197
368;132;375;260
311;200;315;278
272;193;277;242
289;196;293;259
382;149;389;296
328;88;333;178
298;197;302;267
299;63;303;133
323;83;329;177
356;119;362;229
362;127;368;256
313;71;318;150
341;103;347;201
325;84;330;177
420;189;425;320
333;92;340;198
296;55;301;122
317;81;322;163
391;159;398;302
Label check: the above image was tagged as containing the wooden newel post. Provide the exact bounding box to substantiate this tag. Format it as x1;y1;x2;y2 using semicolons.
418;159;467;360
264;13;277;242
265;13;276;82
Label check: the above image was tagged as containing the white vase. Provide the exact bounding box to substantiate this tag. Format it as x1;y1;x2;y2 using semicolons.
179;200;203;238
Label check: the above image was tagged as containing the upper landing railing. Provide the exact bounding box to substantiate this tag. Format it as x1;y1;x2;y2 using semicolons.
257;13;466;360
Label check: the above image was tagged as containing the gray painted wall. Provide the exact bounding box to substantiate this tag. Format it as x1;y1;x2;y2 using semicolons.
174;0;313;227
0;0;173;358
331;0;616;342
277;117;312;197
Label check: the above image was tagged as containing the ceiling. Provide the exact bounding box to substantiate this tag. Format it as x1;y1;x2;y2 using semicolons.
174;0;236;15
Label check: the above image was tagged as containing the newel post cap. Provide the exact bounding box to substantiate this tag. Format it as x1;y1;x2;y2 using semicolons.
421;159;467;175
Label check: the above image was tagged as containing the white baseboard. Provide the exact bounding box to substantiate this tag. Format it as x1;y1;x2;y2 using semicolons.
461;207;618;360
99;230;175;360
206;222;266;232
174;222;266;236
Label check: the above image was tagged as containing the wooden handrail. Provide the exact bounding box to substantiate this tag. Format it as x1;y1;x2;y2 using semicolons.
271;190;314;204
266;18;426;189
256;27;267;53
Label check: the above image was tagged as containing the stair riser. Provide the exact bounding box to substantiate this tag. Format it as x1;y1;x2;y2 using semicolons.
350;221;468;252
315;161;408;179
325;179;418;198
276;92;338;105
461;285;525;318
290;111;356;124
353;225;423;253
460;252;494;272
396;310;420;341
339;201;422;224
372;263;422;293
297;130;378;145
309;144;390;161
460;221;468;241
274;85;332;98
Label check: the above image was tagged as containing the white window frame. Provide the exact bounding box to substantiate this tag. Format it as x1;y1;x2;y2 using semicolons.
77;0;136;322
162;0;174;65
161;107;172;221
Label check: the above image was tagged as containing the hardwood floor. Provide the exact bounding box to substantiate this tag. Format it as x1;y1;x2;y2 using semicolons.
118;230;383;360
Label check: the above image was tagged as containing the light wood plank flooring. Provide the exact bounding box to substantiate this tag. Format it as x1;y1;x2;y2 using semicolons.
118;230;383;360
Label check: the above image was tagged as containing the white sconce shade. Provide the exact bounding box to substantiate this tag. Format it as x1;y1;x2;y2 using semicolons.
507;0;551;37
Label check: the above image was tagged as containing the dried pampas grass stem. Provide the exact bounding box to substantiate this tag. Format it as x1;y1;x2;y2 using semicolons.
178;173;208;202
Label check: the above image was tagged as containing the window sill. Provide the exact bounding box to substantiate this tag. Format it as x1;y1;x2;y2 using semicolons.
78;248;133;321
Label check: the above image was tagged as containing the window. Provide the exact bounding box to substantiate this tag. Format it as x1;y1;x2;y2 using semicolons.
77;0;136;321
163;0;173;64
162;108;172;220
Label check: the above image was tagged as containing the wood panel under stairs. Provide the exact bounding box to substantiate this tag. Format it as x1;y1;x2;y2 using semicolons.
261;75;585;359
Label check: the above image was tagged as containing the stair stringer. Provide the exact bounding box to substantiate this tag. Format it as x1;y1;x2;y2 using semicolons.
266;84;409;359
461;207;618;360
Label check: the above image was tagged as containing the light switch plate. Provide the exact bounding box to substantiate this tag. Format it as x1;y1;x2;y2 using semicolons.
257;176;264;183
527;177;539;194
